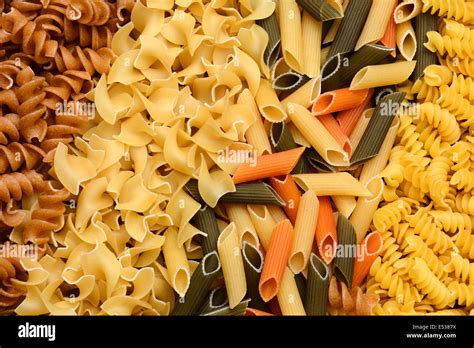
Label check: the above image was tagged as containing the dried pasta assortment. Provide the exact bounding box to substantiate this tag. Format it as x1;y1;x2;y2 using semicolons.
1;0;473;316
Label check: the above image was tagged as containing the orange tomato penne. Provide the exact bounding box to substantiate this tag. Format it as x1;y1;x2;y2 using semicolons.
380;11;397;58
336;89;374;136
312;88;370;116
318;114;352;156
259;219;293;302
245;308;275;316
352;231;383;288
232;147;305;184
268;175;302;224
315;196;337;264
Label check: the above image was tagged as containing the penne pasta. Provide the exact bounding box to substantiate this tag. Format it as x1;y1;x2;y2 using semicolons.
232;147;305;184
318;114;352;156
242;241;267;310
355;0;397;51
247;204;277;250
312;88;370;116
350;61;417;90
315;196;338;264
225;204;259;247
288;190;320;274
380;12;397;58
276;267;306;315
332;196;357;218
393;0;422;24
336;89;374;136
293;173;371;197
358;117;400;187
333;214;356;287
296;0;341;22
163;227;191;297
281;77;322;109
350;177;384;244
256;79;288;122
349;108;374;151
259;219;294;302
278;0;304;73
352;231;383;288
305;253;330;315
288;104;349;167
302;11;322;78
241;89;273;156
217;223;247;309
172;251;221;315
267;205;289;224
268;175;302;224
396;21;417;61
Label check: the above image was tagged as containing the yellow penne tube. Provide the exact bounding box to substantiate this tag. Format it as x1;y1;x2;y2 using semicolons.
247;204;276;250
355;0;397;51
288;190;319;274
277;267;306;315
393;0;422;24
217;223;247;308
332;196;357;218
396;21;417;61
288;103;349;166
350;176;384;244
350;61;417;90
281;77;321;109
278;0;304;73
349;108;374;150
163;227;190;298
302;11;322;78
293;173;371;196
359;117;400;186
225;204;260;247
256;79;288;122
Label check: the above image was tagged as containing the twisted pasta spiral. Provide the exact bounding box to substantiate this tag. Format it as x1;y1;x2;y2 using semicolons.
400;236;446;279
435;85;474;130
369;257;422;304
0;142;45;174
0;170;45;203
449;193;474;215
397;116;426;156
453;229;474;259
401;155;430;193
442;19;474;42
421;0;474;24
379;231;404;266
65;0;111;26
417;103;461;144
373;300;417;315
444;252;474;285
425;155;452;208
449;141;472;171
0;8;59;64
443;56;474;78
425;31;474;59
16;67;48;143
409;258;451;309
423;65;453;87
406;209;454;254
411;78;440;102
450;73;474;102
391;223;416;250
399;181;427;203
447;281;474;306
373;198;416;233
430;210;474;234
416;122;450;158
450;168;474;191
22;184;69;244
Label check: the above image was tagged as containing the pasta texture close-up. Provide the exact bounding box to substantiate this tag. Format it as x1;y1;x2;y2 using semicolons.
0;0;473;317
